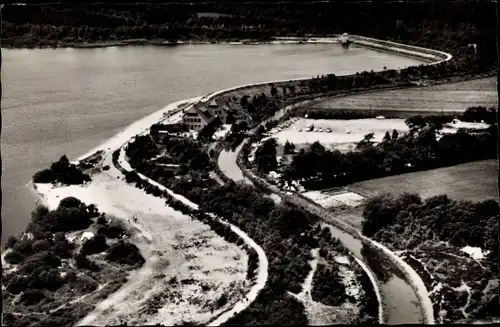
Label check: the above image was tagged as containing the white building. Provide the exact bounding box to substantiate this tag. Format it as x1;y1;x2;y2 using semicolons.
182;97;234;131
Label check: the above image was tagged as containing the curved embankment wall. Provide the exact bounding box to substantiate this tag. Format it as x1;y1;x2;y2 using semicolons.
349;35;452;64
207;37;451;325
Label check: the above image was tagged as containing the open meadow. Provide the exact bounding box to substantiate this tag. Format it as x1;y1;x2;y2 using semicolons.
310;77;497;113
349;160;498;202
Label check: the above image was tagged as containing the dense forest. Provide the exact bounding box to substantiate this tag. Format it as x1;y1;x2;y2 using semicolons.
2;1;497;73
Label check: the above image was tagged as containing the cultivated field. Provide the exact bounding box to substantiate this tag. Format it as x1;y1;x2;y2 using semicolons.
349;160;498;202
311;77;497;113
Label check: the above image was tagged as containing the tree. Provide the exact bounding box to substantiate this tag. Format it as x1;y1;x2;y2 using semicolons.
188;152;210;171
240;96;249;107
75;252;99;271
326;73;337;90
81;234;109;255
283;141;296;154
5;250;24;265
31;205;49;223
105;241;145;267
392;129;399;140
32;168;54;183
255;138;278;173
362;194;399;236
20;289;46;305
6;275;29;294
356;133;375;150
382;131;391;143
270;86;278;97
405;115;427;133
32;239;51;252
6;236;18;249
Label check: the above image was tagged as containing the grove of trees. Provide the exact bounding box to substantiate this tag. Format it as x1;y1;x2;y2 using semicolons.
32;155;91;185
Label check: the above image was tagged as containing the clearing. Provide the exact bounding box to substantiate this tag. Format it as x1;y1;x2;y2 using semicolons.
270;118;408;151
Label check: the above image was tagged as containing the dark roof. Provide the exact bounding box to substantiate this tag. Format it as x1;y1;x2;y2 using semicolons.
152;123;188;134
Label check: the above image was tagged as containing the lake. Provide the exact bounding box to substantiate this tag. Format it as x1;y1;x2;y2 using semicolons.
1;43;423;241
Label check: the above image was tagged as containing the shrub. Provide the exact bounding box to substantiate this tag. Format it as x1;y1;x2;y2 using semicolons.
6;275;29;294
80;234;109;255
5;235;18;249
32;239;52;252
4;250;25;265
20;289;46;305
105;241;145;267
58;196;83;209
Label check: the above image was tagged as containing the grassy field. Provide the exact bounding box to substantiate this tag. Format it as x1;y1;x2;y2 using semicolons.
311;77;497;113
349;160;498;202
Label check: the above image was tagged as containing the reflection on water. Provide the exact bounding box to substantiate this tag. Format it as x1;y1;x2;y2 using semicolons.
319;224;423;324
